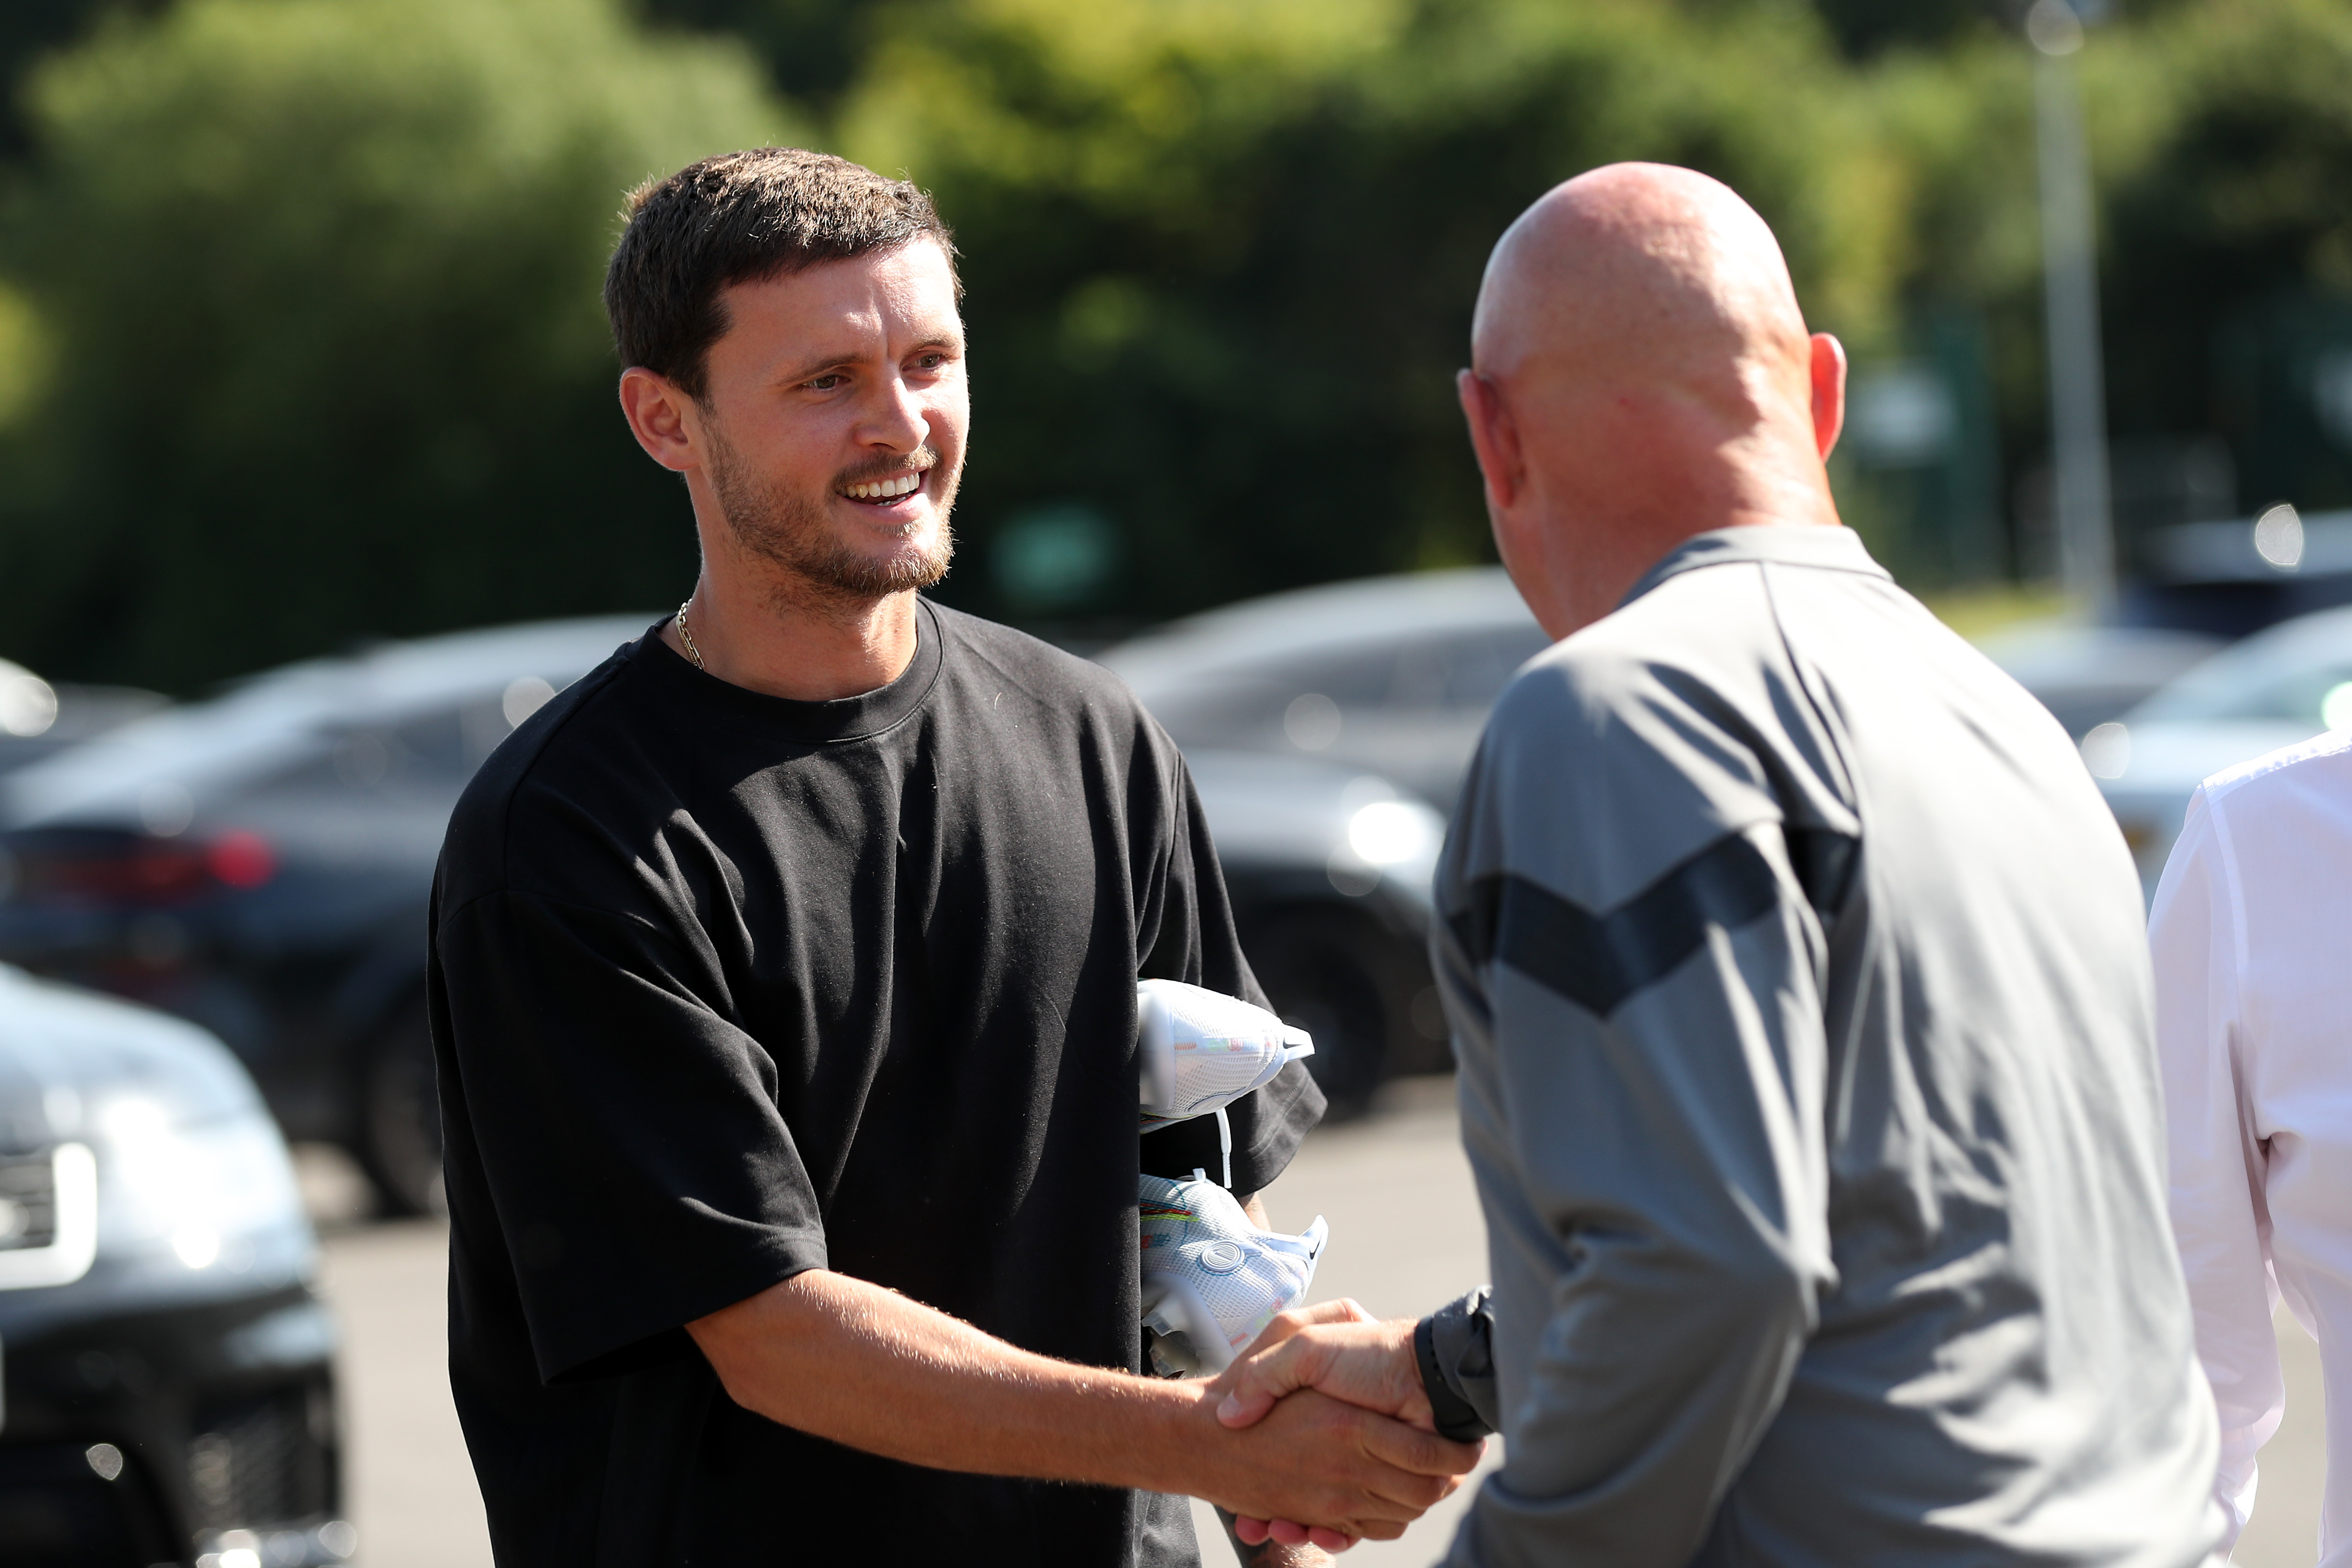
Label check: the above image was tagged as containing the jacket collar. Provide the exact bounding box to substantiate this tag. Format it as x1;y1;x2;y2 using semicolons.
1619;523;1889;612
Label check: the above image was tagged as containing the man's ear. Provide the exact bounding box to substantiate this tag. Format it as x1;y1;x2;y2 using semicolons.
1456;369;1524;511
1808;333;1847;461
619;366;703;474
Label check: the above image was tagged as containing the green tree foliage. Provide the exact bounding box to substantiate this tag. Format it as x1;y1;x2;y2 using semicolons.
835;0;1905;622
2098;0;2352;507
0;0;785;689
0;2;171;156
1811;0;2007;60
5;0;2352;687
1842;0;2352;556
639;0;867;107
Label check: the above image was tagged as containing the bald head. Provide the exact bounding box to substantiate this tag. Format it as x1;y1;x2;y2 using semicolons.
1457;163;1846;637
1474;165;1814;395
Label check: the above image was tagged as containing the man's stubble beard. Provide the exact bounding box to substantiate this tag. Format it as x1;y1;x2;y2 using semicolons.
704;421;958;609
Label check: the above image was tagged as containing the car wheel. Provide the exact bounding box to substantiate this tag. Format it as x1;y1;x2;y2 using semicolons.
1246;909;1395;1120
358;1004;446;1217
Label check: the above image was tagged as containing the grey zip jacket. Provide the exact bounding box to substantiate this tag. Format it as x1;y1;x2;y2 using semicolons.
1422;526;2221;1567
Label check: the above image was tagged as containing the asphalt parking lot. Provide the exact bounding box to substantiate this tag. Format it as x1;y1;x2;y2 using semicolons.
307;1079;2326;1567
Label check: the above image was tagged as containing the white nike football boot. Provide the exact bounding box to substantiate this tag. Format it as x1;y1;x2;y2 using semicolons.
1138;1169;1328;1376
1136;979;1314;1130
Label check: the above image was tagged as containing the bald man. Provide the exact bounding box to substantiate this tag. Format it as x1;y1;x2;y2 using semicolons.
1213;165;2222;1566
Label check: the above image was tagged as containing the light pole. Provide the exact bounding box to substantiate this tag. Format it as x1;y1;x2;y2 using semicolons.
2027;0;2116;616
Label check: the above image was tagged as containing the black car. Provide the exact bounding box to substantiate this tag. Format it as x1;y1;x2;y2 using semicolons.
0;616;655;1214
0;612;1459;1216
0;963;346;1568
1097;569;1552;1108
1182;751;1448;1114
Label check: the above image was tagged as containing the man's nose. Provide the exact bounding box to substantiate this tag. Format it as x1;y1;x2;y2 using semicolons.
859;373;930;451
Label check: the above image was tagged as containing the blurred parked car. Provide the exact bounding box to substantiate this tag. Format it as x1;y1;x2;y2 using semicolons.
1100;570;1546;1109
0;963;345;1568
2128;504;2352;640
1186;752;1447;1113
0;602;1454;1219
1099;568;1549;816
0;616;655;1214
1972;622;2227;739
2086;603;2352;895
0;660;166;779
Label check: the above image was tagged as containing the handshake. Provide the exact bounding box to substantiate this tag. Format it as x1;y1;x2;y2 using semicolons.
1194;1298;1483;1555
1136;982;1486;1554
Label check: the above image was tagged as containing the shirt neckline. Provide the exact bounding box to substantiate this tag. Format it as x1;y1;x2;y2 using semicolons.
628;595;948;746
1619;523;1890;612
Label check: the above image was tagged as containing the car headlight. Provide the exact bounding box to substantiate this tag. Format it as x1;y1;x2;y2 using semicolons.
1346;800;1437;866
1328;791;1446;903
0;1142;98;1289
92;1095;307;1280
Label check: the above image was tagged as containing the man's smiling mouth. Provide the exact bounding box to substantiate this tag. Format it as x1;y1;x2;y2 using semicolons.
840;470;928;504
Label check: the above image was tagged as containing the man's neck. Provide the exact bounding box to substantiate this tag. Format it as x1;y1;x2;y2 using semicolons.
1523;469;1843;638
660;571;921;703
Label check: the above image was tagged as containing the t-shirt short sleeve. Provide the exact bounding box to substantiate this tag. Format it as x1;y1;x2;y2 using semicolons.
436;887;830;1385
1134;749;1325;1194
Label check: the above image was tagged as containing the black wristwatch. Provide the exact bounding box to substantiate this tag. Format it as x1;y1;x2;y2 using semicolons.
1414;1306;1496;1442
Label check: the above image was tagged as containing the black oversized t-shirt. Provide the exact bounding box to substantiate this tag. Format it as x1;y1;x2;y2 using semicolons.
427;601;1323;1567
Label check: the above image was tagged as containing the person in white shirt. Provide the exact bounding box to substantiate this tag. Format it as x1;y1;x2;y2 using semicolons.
2153;729;2352;1561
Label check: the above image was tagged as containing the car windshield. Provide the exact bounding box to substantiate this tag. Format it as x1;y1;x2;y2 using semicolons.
2135;608;2352;729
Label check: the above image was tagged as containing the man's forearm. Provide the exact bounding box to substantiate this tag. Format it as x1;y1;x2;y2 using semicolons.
690;1267;1205;1489
687;1189;1256;1486
686;1267;1478;1538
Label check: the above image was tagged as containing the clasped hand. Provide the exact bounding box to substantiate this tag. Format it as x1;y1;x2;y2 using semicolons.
1204;1300;1476;1554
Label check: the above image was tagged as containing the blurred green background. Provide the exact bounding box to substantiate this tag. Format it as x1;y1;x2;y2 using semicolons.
1;0;2350;691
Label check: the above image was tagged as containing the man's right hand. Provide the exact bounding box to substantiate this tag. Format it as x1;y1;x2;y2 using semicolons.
1179;1379;1481;1545
1199;1300;1457;1551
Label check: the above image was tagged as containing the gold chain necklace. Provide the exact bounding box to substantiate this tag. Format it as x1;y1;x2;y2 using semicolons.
674;598;705;671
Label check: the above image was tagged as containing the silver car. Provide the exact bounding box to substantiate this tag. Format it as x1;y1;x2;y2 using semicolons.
1973;623;2225;740
0;964;347;1567
2088;604;2352;895
0;661;164;780
1099;567;1548;815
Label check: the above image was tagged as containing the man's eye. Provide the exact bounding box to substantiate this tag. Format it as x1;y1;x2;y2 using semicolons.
804;373;847;391
913;354;947;371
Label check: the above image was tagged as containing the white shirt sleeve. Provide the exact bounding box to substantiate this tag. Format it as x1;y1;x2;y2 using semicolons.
2150;786;2277;1549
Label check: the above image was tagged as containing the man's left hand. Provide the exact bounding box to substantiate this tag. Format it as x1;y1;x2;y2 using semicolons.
1214;1300;1431;1431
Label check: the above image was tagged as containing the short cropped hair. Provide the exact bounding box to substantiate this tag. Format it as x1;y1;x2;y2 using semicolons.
603;148;958;400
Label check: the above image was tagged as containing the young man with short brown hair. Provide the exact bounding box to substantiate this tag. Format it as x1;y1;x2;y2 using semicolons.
428;147;1478;1567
